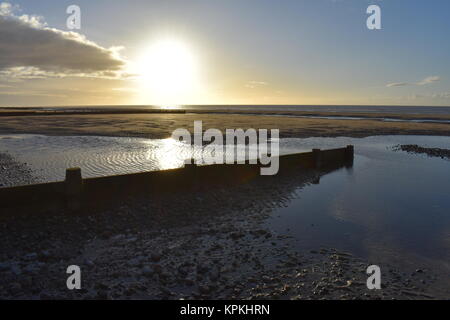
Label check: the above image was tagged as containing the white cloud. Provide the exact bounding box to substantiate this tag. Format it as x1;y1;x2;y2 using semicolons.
431;92;450;99
0;90;67;98
417;76;440;85
407;92;450;100
386;76;441;88
0;2;126;80
245;81;268;89
0;2;14;15
0;66;127;81
386;82;409;87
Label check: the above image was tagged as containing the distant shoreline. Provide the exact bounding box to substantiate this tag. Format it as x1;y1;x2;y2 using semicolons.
1;106;450;121
0;108;449;140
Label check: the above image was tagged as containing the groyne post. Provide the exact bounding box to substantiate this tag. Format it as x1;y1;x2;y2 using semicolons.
0;147;353;213
345;145;354;166
184;158;197;169
65;167;83;211
312;149;322;169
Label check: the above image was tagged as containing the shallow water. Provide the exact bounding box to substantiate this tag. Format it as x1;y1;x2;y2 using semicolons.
267;135;450;276
0;134;314;183
0;135;198;182
1;134;449;277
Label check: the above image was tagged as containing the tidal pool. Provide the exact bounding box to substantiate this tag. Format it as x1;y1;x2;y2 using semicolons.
266;135;450;280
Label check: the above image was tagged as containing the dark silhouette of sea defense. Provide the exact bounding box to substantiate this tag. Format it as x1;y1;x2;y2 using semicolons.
0;146;353;214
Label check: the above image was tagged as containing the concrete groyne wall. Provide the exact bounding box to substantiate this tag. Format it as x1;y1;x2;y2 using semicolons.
0;146;353;212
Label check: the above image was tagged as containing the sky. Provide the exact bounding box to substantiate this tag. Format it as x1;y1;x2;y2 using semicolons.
1;0;450;107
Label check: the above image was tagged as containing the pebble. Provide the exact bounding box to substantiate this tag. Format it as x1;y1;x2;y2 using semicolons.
25;253;37;260
150;253;161;262
0;263;9;272
152;264;163;274
9;282;22;295
11;265;21;276
198;285;211;294
142;266;153;277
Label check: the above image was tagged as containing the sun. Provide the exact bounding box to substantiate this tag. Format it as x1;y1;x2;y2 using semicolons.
136;38;200;105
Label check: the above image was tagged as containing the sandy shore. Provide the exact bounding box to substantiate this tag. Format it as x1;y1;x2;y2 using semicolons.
0;152;446;300
0;110;449;139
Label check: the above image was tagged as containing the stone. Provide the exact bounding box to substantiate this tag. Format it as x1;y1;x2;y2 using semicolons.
128;258;141;267
150;253;161;262
152;264;163;274
97;290;108;299
142;266;153;277
11;265;21;276
0;262;10;272
198;285;210;294
25;253;38;260
9;282;22;295
38;250;51;262
84;259;94;267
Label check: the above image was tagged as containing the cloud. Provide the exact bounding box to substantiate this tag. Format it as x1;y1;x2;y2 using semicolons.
112;87;140;93
0;2;14;15
386;76;441;88
0;2;126;80
0;90;67;98
406;92;450;100
430;92;450;99
417;76;440;85
386;82;409;87
245;81;268;89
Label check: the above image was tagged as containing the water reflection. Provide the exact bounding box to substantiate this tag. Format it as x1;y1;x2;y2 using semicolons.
143;138;187;171
267;136;450;279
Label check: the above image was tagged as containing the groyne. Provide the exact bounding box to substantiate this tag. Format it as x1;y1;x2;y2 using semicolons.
0;146;353;212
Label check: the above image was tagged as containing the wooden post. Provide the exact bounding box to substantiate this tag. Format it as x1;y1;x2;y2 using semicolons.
346;145;354;157
184;158;196;168
65;167;83;211
312;149;322;169
345;145;354;167
346;145;354;159
312;175;321;184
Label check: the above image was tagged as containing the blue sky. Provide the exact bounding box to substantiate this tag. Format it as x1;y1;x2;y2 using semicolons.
1;0;450;106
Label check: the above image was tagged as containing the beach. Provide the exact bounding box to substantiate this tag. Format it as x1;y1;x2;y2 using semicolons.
0;151;446;300
0;108;449;300
1;0;449;309
0;108;450;139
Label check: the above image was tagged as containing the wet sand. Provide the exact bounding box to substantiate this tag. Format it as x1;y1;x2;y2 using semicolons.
0;110;449;139
393;144;450;160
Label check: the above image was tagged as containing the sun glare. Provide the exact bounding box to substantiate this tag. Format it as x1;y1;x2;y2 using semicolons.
136;39;200;105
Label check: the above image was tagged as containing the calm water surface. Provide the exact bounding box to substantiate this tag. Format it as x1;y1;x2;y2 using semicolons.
267;136;450;276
